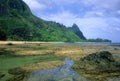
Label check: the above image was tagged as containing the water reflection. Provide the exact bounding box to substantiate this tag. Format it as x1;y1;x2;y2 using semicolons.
114;54;120;57
28;59;90;81
28;59;120;81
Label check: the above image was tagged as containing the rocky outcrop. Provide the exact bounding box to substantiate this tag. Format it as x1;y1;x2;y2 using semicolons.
73;51;120;73
73;51;120;81
68;24;86;40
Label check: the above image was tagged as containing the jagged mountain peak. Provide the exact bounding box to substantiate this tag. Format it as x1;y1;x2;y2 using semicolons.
68;24;86;40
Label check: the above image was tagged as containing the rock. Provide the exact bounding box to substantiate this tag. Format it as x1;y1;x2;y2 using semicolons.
7;68;26;81
73;51;120;73
6;74;24;81
8;67;25;75
0;72;5;79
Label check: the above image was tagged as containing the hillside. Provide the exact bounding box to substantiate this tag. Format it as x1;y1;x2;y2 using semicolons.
68;24;86;40
0;0;86;42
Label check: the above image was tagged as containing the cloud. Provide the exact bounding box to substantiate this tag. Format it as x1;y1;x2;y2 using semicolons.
81;0;120;10
41;11;77;26
81;0;120;16
84;11;104;17
23;0;46;11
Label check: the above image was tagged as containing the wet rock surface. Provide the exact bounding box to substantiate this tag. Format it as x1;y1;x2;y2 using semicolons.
6;74;24;81
8;67;25;75
0;72;5;79
7;68;26;81
73;51;120;81
73;51;120;72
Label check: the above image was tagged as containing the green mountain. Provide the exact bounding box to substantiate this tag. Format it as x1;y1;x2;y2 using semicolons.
68;24;86;40
0;0;86;42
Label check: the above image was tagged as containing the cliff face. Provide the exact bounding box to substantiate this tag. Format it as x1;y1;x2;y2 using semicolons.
0;0;86;42
0;0;31;16
68;24;86;40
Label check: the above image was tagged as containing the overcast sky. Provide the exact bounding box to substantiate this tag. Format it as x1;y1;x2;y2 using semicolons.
23;0;120;42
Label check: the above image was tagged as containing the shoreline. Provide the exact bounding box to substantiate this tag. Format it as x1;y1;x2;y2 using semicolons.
0;41;117;45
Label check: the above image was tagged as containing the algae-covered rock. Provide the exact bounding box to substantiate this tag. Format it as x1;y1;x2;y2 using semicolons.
73;51;120;81
73;51;120;73
8;67;25;75
0;72;5;79
7;68;26;81
6;74;24;81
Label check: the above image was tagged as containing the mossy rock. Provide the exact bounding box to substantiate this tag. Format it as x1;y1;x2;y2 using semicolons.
73;51;120;81
8;67;25;75
73;51;120;73
6;74;24;81
0;72;5;79
81;51;115;63
0;49;15;57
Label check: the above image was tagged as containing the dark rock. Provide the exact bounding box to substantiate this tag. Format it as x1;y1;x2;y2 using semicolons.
0;72;5;79
8;67;25;75
7;43;14;46
6;74;24;81
81;51;115;63
73;51;120;73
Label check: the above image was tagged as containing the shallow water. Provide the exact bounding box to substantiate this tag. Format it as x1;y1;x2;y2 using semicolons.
114;54;120;57
28;59;120;81
28;59;90;81
50;42;120;46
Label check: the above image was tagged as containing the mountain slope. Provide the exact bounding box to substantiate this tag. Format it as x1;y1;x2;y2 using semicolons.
0;0;86;42
68;24;86;40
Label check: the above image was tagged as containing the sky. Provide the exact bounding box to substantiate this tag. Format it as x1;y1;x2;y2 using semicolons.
23;0;120;42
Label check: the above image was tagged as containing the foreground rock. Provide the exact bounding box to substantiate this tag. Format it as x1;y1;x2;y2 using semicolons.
7;68;28;81
73;51;120;81
0;72;5;79
73;51;120;72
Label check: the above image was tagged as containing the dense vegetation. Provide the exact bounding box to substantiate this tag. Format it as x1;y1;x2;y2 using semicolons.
68;24;86;40
0;0;86;42
88;38;111;42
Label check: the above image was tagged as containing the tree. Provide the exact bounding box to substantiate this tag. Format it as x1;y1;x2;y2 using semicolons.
11;27;30;40
0;28;7;40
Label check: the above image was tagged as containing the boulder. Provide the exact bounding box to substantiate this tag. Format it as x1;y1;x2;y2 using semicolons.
73;51;120;73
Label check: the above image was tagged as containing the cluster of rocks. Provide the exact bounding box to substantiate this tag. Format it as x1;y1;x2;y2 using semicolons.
72;51;120;81
73;51;120;73
6;68;27;81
